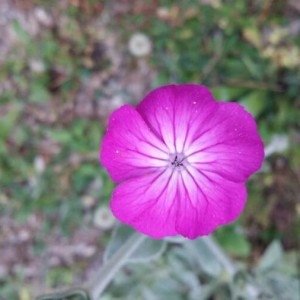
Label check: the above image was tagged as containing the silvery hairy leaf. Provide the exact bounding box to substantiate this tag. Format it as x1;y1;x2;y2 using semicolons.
256;240;283;272
183;238;222;277
104;223;167;263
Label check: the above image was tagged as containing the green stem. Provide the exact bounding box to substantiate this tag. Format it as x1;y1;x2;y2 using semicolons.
87;231;146;300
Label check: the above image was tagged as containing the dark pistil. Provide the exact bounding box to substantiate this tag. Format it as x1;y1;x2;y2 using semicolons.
171;155;184;167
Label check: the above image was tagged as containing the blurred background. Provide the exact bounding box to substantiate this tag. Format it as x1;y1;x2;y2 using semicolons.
0;0;299;299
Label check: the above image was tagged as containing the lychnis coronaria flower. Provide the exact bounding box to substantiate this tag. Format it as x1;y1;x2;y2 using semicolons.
100;84;264;239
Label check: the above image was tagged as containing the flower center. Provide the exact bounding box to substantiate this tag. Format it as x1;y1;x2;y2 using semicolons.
170;153;186;169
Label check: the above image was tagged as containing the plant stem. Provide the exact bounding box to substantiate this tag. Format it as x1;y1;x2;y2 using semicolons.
87;231;146;300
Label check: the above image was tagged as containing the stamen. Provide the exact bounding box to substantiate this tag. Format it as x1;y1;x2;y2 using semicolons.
171;155;184;167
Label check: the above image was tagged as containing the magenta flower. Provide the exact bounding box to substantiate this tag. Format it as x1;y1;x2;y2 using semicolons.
100;84;264;239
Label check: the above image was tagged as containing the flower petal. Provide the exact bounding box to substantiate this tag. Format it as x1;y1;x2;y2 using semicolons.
100;105;169;182
186;102;264;182
110;169;179;239
175;165;247;239
101;84;264;240
137;84;217;153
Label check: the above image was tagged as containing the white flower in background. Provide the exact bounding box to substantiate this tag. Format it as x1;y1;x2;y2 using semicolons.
128;33;152;57
265;134;289;157
34;156;46;173
34;7;53;27
94;206;116;230
29;59;45;73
